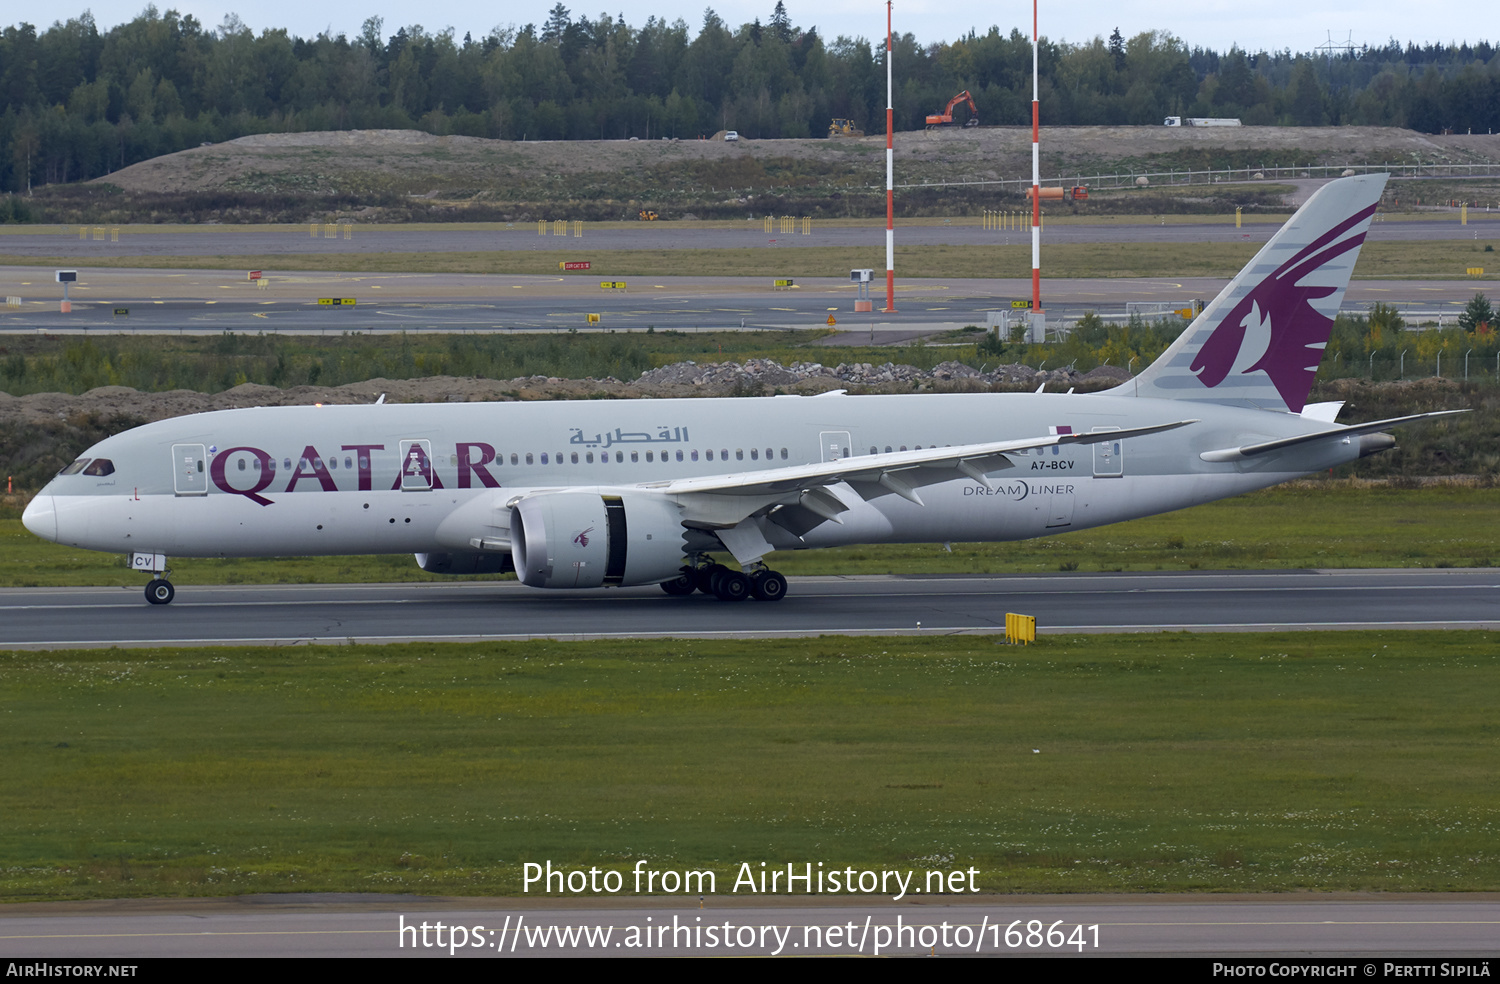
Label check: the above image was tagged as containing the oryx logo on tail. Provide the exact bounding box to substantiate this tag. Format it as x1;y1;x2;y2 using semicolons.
1122;175;1386;413
1191;203;1377;412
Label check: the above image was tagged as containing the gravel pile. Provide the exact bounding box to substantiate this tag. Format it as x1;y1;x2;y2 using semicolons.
637;358;1100;389
0;361;1126;432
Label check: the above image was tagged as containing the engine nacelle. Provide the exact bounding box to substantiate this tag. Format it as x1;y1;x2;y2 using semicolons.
510;490;686;588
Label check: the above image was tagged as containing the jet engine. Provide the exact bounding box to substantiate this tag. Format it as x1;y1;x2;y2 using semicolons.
510;490;687;588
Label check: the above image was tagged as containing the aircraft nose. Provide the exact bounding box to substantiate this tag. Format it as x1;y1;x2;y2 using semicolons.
22;495;57;542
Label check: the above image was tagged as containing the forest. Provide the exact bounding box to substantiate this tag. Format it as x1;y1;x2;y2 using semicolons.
0;3;1497;195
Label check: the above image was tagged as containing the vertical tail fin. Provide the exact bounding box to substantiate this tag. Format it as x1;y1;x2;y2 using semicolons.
1125;174;1387;412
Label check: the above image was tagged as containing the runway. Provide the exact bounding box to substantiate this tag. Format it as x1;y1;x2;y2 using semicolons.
0;267;1490;335
2;894;1498;957
1;570;1495;650
0;214;1493;258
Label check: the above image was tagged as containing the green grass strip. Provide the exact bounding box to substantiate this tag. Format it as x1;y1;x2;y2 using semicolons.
4;485;1495;588
2;240;1494;280
2;631;1498;900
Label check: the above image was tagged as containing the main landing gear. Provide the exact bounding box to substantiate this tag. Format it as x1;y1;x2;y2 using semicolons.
661;562;788;602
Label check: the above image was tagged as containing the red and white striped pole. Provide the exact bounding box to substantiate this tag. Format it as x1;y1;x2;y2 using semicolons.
1030;0;1041;314
883;0;897;312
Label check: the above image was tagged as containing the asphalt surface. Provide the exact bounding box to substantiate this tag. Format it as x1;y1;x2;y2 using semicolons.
0;267;1491;335
2;570;1496;649
0;214;1495;256
2;895;1498;957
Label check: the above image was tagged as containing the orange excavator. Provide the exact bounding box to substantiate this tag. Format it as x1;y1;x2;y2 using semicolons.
925;90;979;129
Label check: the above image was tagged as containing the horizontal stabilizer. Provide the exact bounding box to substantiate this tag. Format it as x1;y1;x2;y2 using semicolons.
1198;410;1468;462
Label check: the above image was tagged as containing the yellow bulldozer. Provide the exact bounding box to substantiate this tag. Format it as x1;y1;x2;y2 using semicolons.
827;118;864;138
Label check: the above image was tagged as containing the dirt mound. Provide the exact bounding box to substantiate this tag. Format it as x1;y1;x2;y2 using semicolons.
93;126;1495;199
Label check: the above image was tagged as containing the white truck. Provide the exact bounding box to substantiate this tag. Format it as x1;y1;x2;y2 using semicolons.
1163;117;1242;127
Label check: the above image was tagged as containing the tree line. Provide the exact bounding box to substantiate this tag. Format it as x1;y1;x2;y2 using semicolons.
1;4;1497;196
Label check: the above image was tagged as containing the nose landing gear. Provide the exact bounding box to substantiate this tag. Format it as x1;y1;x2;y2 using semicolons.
145;578;176;605
131;551;176;606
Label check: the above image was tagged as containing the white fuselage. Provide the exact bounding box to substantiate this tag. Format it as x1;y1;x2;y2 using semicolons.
25;390;1355;562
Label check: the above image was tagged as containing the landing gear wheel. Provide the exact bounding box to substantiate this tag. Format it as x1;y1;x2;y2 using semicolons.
751;570;788;601
713;570;751;602
660;569;696;595
697;563;729;595
145;579;175;605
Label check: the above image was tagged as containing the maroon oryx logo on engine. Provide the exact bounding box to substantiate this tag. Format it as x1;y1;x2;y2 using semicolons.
573;527;594;548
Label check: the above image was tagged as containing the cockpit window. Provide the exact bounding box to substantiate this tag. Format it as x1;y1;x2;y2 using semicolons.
59;458;91;475
82;458;115;476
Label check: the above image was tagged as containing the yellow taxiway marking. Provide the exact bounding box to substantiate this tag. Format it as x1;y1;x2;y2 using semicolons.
253;312;268;318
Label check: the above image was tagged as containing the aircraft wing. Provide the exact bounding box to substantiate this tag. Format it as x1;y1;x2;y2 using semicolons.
641;418;1197;506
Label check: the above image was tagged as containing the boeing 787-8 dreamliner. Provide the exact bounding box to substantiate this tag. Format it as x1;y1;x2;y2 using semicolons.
22;174;1460;604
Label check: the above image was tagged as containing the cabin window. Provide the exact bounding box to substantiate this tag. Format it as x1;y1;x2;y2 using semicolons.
631;451;639;462
750;449;759;460
645;451;653;462
237;459;246;471
675;450;683;462
884;446;892;454
615;451;623;463
899;446;907;452
766;449;773;460
691;450;699;461
781;448;788;459
736;449;743;460
511;453;519;465
345;457;353;469
540;453;548;464
870;446;878;455
83;459;115;476
358;457;367;469
706;449;714;461
284;459;292;470
525;453;534;465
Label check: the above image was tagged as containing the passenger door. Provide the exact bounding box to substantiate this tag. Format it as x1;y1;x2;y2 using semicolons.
172;444;207;496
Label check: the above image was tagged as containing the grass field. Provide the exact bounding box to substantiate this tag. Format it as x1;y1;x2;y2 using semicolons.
2;240;1495;281
2;484;1496;589
2;631;1498;900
